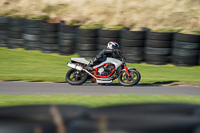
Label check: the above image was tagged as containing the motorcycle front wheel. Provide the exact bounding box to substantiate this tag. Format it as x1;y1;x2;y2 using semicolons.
118;69;141;86
66;69;88;85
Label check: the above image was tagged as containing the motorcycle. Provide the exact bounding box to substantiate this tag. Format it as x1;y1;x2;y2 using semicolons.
65;51;141;86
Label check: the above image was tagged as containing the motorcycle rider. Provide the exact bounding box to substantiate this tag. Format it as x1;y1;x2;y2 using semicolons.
85;41;122;70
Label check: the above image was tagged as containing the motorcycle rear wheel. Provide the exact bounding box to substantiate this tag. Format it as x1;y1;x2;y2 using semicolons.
118;69;141;86
66;69;88;85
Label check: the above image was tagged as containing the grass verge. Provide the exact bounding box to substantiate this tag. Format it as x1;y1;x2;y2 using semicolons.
0;47;200;84
0;94;200;107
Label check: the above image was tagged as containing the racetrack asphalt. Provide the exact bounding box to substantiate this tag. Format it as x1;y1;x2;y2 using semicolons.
0;81;200;96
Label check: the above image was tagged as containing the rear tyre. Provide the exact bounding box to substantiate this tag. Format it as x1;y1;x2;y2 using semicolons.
118;69;141;86
66;69;88;85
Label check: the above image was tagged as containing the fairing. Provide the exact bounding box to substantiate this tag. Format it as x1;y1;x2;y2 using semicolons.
93;58;122;69
71;58;89;65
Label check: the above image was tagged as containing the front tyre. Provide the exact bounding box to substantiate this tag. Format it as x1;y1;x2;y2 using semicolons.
66;69;88;85
118;69;141;86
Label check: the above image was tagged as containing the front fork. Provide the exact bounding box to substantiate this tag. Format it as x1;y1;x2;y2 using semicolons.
124;64;130;77
124;63;132;81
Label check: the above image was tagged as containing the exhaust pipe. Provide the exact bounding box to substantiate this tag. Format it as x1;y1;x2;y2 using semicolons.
67;62;99;79
67;62;83;71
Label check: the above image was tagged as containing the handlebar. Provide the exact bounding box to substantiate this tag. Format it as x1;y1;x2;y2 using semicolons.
115;49;126;62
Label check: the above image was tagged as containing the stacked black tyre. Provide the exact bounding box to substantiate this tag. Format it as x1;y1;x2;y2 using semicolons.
120;29;146;63
0;17;9;47
172;33;200;66
58;24;79;55
40;22;59;53
199;52;200;66
77;28;99;58
98;29;121;51
145;31;173;65
23;19;42;50
7;18;25;49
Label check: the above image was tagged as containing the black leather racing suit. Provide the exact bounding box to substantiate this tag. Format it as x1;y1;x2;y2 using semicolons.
87;48;121;67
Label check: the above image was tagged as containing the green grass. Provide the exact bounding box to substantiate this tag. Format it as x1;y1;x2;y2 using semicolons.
0;94;200;107
0;47;200;83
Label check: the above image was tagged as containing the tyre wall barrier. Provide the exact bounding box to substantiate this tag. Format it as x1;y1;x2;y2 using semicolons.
121;29;146;63
23;19;42;50
0;103;200;133
172;33;200;66
0;17;9;47
199;53;200;66
77;28;98;58
40;22;59;53
58;24;79;55
99;29;121;58
7;18;25;49
145;31;173;65
0;16;200;66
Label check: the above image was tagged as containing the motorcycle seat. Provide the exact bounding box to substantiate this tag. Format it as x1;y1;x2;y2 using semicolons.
71;58;89;65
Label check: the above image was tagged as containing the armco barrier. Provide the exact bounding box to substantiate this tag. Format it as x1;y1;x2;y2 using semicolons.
0;16;200;66
0;103;200;133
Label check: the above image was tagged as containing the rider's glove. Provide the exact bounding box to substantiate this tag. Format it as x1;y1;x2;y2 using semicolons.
122;55;126;61
114;49;121;55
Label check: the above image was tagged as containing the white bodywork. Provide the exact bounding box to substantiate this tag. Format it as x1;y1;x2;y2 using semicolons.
96;79;112;83
71;58;89;64
71;57;122;69
93;57;122;69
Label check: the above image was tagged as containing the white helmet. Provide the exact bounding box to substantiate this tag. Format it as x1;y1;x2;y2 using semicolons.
107;41;119;49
